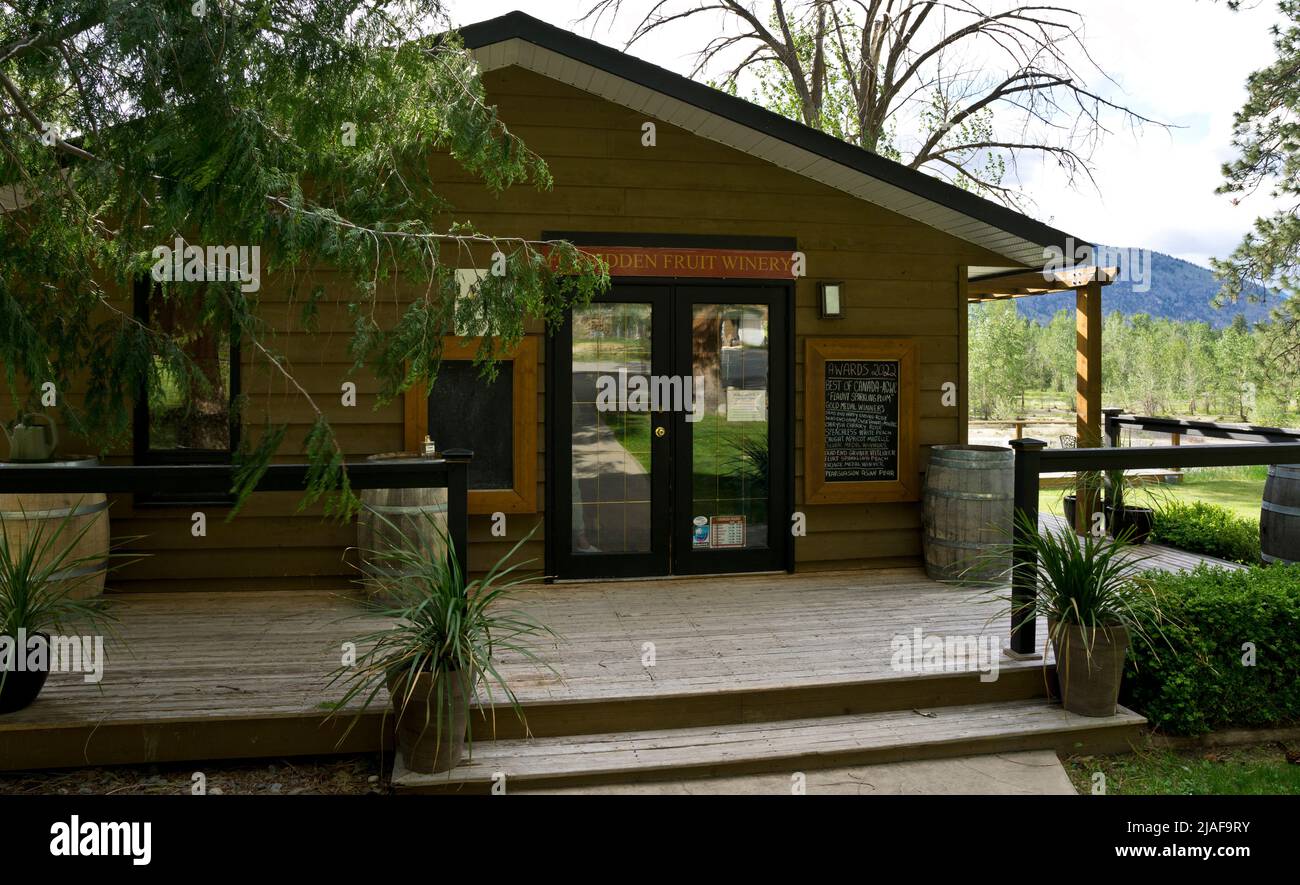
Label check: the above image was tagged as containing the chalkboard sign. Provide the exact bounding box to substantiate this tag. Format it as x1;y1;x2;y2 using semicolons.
805;338;919;504
427;361;513;491
404;336;538;514
824;359;899;483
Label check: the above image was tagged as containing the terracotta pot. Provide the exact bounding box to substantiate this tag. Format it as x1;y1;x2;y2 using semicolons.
0;631;51;714
387;667;474;773
1050;621;1129;717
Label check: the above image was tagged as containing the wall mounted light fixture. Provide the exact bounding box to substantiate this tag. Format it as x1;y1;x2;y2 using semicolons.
819;281;844;319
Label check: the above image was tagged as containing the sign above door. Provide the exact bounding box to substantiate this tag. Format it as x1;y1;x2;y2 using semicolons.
575;246;798;280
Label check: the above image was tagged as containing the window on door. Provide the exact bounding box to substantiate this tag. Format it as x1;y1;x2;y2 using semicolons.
688;303;771;551
570;302;654;556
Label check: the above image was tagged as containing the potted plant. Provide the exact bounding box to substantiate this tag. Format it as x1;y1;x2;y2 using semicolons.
1006;512;1166;717
0;505;120;713
330;517;554;774
1061;470;1155;545
1105;469;1156;545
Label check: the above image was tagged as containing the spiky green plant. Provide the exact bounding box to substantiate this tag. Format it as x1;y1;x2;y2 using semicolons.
0;504;122;636
997;510;1169;662
328;514;555;761
0;502;134;695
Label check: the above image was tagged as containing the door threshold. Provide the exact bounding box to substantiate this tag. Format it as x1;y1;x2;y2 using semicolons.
548;570;789;585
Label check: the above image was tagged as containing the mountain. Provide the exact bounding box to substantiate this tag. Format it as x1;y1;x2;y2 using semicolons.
1012;246;1280;328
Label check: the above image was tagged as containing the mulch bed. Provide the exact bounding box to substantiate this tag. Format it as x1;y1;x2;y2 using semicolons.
0;754;390;796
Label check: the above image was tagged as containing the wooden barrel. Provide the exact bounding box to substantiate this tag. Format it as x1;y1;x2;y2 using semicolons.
922;445;1014;584
0;457;109;600
356;453;449;589
1261;464;1300;565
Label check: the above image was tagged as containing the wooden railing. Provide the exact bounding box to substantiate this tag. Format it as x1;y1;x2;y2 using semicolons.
1104;409;1300;446
1007;436;1300;655
0;457;471;578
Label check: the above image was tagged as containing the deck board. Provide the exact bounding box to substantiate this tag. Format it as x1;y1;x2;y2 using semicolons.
1038;513;1248;573
392;699;1146;791
0;542;1226;769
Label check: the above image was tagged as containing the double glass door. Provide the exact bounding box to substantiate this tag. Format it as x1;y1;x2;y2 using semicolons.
550;283;789;579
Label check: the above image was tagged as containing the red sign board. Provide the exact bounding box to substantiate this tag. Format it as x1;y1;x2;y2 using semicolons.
575;246;796;280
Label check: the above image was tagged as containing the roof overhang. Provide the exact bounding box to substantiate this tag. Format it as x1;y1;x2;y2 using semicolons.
459;12;1090;269
967;266;1117;302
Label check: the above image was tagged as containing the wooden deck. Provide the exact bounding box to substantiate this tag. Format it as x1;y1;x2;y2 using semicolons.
0;520;1240;773
1038;513;1248;573
1;569;1059;771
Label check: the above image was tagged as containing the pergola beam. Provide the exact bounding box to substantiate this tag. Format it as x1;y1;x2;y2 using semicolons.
967;266;1118;302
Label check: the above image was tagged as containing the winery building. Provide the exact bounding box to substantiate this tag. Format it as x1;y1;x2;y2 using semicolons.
60;11;1096;590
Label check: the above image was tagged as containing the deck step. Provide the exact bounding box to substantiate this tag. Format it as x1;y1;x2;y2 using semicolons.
392;699;1144;793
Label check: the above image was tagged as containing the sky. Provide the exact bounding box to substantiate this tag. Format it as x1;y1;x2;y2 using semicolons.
447;0;1286;269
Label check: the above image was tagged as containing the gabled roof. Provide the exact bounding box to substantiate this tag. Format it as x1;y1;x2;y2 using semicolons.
459;11;1089;271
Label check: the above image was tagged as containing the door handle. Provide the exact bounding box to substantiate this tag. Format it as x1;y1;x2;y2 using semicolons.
655;426;667;438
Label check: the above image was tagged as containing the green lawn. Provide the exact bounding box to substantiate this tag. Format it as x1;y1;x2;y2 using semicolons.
1040;466;1267;523
1065;742;1300;795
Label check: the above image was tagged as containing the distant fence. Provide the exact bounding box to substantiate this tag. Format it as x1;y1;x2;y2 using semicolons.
1105;409;1300;447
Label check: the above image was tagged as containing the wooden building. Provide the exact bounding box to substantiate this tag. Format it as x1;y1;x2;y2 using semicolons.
60;12;1106;590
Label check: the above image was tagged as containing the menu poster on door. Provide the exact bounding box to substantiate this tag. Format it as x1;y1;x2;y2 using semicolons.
824;360;899;483
805;338;920;505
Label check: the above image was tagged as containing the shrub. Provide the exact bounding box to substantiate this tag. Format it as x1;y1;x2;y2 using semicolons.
1122;565;1300;735
1150;500;1260;565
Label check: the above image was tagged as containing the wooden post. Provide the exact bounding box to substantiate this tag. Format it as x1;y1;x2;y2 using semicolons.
1171;432;1182;476
1075;281;1103;533
1009;438;1046;657
1102;407;1124;515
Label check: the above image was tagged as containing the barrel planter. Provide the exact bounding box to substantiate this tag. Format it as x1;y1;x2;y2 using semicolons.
0;457;109;600
356;453;449;598
1261;464;1300;566
922;445;1014;584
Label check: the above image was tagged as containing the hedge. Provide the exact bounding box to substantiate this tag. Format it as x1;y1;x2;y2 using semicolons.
1150;500;1261;565
1122;564;1300;736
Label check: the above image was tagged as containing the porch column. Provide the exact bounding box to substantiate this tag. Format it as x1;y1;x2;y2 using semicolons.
1075;279;1103;532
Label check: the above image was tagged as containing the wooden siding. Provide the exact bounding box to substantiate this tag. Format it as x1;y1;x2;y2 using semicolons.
48;66;1013;589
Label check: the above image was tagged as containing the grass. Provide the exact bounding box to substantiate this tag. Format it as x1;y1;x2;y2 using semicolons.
1040;465;1267;524
1065;741;1300;795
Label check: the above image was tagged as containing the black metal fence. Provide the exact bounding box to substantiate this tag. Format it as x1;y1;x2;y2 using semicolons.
0;458;471;580
1008;432;1300;655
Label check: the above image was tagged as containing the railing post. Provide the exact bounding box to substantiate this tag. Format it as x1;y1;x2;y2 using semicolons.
1102;407;1124;515
1008;438;1046;656
1103;408;1123;449
442;452;472;576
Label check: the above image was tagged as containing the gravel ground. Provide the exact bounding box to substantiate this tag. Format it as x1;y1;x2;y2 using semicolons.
0;755;390;796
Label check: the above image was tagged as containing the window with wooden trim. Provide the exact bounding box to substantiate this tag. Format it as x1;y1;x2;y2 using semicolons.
133;278;241;505
404;337;538;514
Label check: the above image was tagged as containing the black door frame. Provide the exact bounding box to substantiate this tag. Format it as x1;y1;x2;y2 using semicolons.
547;285;673;580
546;278;795;580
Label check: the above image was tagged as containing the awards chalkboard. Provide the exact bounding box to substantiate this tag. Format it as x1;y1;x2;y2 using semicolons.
823;359;900;483
805;338;919;504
